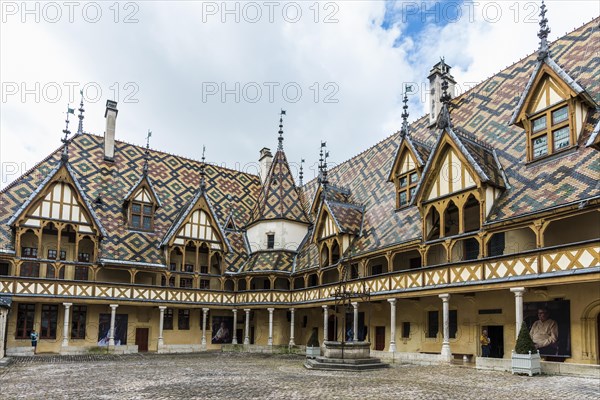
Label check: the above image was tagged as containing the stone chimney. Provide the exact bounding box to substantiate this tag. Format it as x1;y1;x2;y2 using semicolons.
428;61;455;126
104;100;118;161
259;147;273;183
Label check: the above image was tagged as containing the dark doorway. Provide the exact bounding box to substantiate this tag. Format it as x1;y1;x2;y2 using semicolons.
375;326;385;351
236;328;243;343
250;326;255;344
135;328;149;352
485;325;504;358
327;315;337;341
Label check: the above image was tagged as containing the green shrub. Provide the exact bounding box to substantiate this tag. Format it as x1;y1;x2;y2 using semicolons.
515;322;537;354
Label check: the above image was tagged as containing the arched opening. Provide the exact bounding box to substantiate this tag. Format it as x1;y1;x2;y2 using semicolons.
41;222;60;260
96;267;130;284
211;253;222;275
169;248;182;271
184;241;196;272
425;206;441;240
250;276;271;290
331;240;341;264
327;314;337;341
392;249;422;271
274;277;290;290
487;227;536;257
426;243;447;266
463;194;480;233
545;211;600;247
224;278;234;291
321;268;339;285
199;243;209;273
320;243;330;267
134;271;156;285
78;236;95;263
450;237;479;262
366;256;387;276
444;201;459;236
307;273;319;287
293;277;305;289
238;279;247;291
20;229;38;256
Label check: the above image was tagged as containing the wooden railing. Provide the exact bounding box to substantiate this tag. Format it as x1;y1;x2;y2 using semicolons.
0;242;597;306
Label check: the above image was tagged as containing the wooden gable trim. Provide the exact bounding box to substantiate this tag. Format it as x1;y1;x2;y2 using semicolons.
312;202;340;243
388;140;420;182
12;163;103;237
515;63;580;127
416;132;482;207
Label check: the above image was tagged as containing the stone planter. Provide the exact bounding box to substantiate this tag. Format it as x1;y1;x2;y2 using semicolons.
511;350;541;376
306;346;321;359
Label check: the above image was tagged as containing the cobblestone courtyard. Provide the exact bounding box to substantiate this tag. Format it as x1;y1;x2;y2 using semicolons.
1;353;599;400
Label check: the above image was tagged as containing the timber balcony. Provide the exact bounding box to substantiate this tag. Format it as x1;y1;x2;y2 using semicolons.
0;240;598;306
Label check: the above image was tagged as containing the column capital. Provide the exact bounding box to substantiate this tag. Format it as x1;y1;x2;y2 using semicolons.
510;287;526;295
63;302;73;307
267;307;275;312
232;308;238;313
243;308;251;313
158;306;167;310
438;293;450;301
387;298;397;305
202;307;210;313
322;305;328;310
289;307;295;312
351;302;358;308
109;304;119;310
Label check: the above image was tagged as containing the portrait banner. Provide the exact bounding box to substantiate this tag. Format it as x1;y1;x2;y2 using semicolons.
524;300;570;358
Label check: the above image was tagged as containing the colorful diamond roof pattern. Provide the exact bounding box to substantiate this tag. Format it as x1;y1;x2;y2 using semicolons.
240;250;296;273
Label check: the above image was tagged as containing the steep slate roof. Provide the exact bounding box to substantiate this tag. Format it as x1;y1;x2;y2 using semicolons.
326;200;364;236
250;149;309;225
240;250;296;273
0;134;261;265
224;230;249;273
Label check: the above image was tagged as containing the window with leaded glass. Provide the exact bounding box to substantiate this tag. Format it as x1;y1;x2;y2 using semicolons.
528;103;572;160
164;309;174;330
130;201;154;230
71;305;87;339
15;303;35;339
178;309;190;330
40;304;58;339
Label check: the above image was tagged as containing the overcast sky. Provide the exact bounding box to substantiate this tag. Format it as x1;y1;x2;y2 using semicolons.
1;0;598;188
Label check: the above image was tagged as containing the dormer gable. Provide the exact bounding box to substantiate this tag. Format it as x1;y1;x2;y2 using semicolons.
510;59;596;161
388;137;425;208
123;175;161;231
160;189;229;252
8;161;106;237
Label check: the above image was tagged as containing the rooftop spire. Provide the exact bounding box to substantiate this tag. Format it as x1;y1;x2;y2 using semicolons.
143;130;152;174
319;141;329;188
537;0;551;60
200;145;207;191
61;104;75;161
299;158;305;186
400;84;413;138
77;90;85;135
278;109;286;150
436;57;453;130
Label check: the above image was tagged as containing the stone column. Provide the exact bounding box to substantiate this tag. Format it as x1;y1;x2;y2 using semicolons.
158;306;166;347
289;308;295;346
352;302;359;342
108;304;118;346
267;308;274;346
61;303;72;347
439;294;451;359
510;287;526;339
243;309;250;345
387;298;397;353
322;305;328;343
0;308;7;359
201;308;209;350
232;309;238;344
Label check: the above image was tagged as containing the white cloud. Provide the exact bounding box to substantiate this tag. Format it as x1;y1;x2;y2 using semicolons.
1;1;597;188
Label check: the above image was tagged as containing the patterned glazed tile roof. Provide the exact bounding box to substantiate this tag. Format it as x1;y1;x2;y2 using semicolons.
224;230;249;273
250;149;309;225
122;173;163;208
240;250;296;273
294;226;319;273
301;18;600;258
325;199;364;236
0;134;261;265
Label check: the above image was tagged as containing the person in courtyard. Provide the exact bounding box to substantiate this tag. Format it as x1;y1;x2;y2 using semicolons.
480;329;491;357
530;307;559;355
30;329;38;353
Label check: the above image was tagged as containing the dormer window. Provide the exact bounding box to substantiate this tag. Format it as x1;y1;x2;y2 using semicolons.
530;103;571;159
398;170;419;207
130;200;154;230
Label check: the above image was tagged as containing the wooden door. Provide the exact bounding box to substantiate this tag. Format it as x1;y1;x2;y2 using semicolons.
375;326;385;351
135;328;149;352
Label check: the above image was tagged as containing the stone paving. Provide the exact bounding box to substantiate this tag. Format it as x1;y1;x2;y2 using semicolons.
0;353;599;399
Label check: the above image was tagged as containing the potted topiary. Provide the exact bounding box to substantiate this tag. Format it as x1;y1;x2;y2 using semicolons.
511;322;541;376
305;329;321;359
